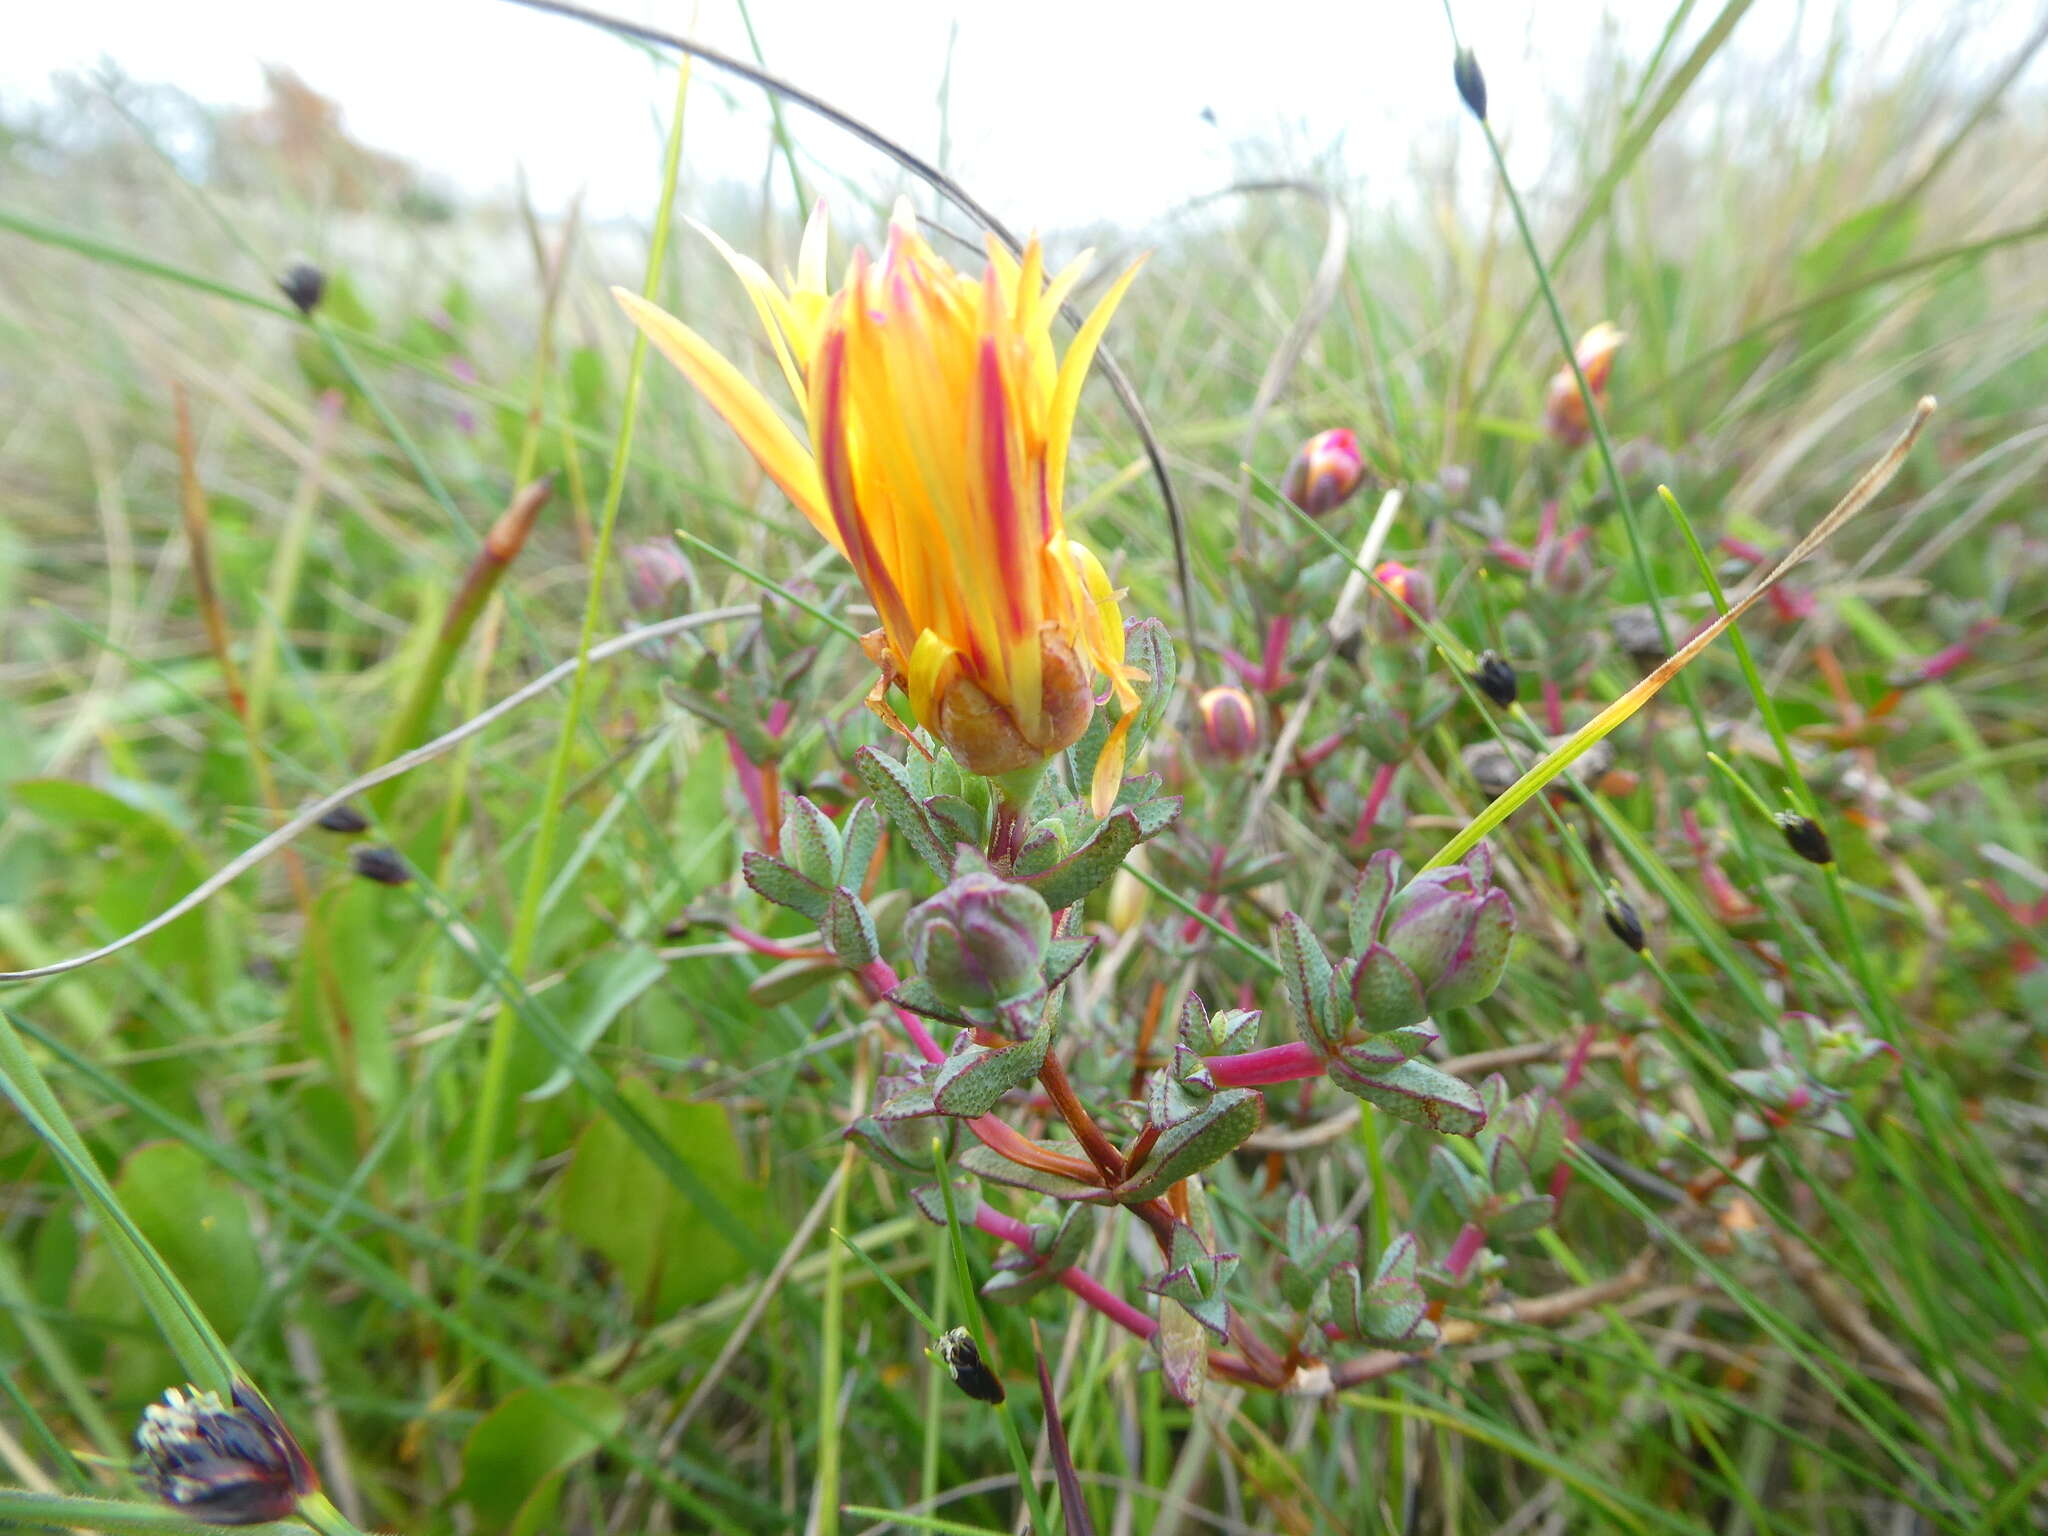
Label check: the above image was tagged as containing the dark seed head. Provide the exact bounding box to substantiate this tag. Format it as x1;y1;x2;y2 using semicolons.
935;1326;1005;1404
279;262;326;317
316;802;369;834
350;845;412;886
1774;812;1834;865
1453;46;1488;122
1471;650;1518;707
137;1383;316;1525
1603;897;1646;954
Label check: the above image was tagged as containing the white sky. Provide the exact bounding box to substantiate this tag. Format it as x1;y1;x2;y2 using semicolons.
3;0;2042;230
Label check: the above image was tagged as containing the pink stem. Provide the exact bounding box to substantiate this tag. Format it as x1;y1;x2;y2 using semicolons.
1444;1221;1487;1282
1259;615;1293;692
1204;1039;1323;1088
727;923;827;962
857;959;945;1064
1541;677;1565;734
1559;1023;1599;1095
974;1204;1158;1341
726;733;772;847
1349;761;1398;847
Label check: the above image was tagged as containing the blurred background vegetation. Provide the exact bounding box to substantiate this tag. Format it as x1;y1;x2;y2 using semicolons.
1;2;2045;1532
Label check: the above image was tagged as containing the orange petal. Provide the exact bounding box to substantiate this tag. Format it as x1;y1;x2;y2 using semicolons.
612;287;839;555
1046;256;1146;523
1090;710;1136;817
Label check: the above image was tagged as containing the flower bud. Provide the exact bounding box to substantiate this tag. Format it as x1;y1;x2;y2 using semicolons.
138;1383;317;1526
1543;323;1625;447
1280;429;1367;518
905;871;1052;1013
1603;896;1646;953
1774;812;1833;865
1453;46;1488;121
1470;651;1518;707
622;540;693;615
279;262;326;318
1370;561;1433;639
1381;861;1513;1009
1353;848;1515;1029
1194;685;1260;763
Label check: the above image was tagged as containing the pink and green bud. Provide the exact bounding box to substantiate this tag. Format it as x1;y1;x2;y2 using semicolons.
1194;685;1260;763
622;539;693;615
905;871;1052;1013
1281;428;1367;518
1352;846;1514;1029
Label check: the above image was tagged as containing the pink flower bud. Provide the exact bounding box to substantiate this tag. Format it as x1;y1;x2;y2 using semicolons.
1194;685;1260;763
1281;428;1367;517
622;540;693;615
1370;561;1433;637
1543;323;1625;447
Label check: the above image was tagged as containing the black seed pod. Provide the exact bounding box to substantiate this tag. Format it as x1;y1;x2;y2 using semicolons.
935;1327;1005;1404
1603;897;1646;954
1774;812;1834;865
316;802;369;834
350;845;412;886
1454;47;1488;122
1471;650;1518;707
279;262;326;317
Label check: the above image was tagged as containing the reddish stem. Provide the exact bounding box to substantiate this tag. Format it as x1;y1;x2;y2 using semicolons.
856;959;945;1064
972;1204;1160;1341
1349;761;1398;847
1444;1221;1487;1282
856;960;1102;1184
726;923;830;962
726;733;774;852
1541;677;1565;734
1559;1022;1599;1095
1260;615;1293;692
1204;1039;1323;1088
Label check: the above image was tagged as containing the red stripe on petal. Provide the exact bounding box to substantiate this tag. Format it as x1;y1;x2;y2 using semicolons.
815;320;912;646
977;340;1029;638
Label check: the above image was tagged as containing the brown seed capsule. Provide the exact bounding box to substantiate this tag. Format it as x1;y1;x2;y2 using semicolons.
1454;46;1488;121
935;1327;1005;1404
1603;897;1646;954
350;845;412;886
316;803;369;834
1774;812;1834;865
1471;651;1518;707
279;262;326;318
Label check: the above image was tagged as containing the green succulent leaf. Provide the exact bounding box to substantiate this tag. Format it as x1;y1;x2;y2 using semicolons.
1330;1056;1486;1136
1114;1089;1263;1203
931;1014;1056;1117
741;851;829;923
853;747;954;879
822;886;878;968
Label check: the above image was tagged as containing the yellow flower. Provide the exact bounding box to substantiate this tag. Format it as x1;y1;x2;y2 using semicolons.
615;201;1145;811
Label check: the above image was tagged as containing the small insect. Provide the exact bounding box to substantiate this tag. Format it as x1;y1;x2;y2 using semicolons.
934;1327;1005;1404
